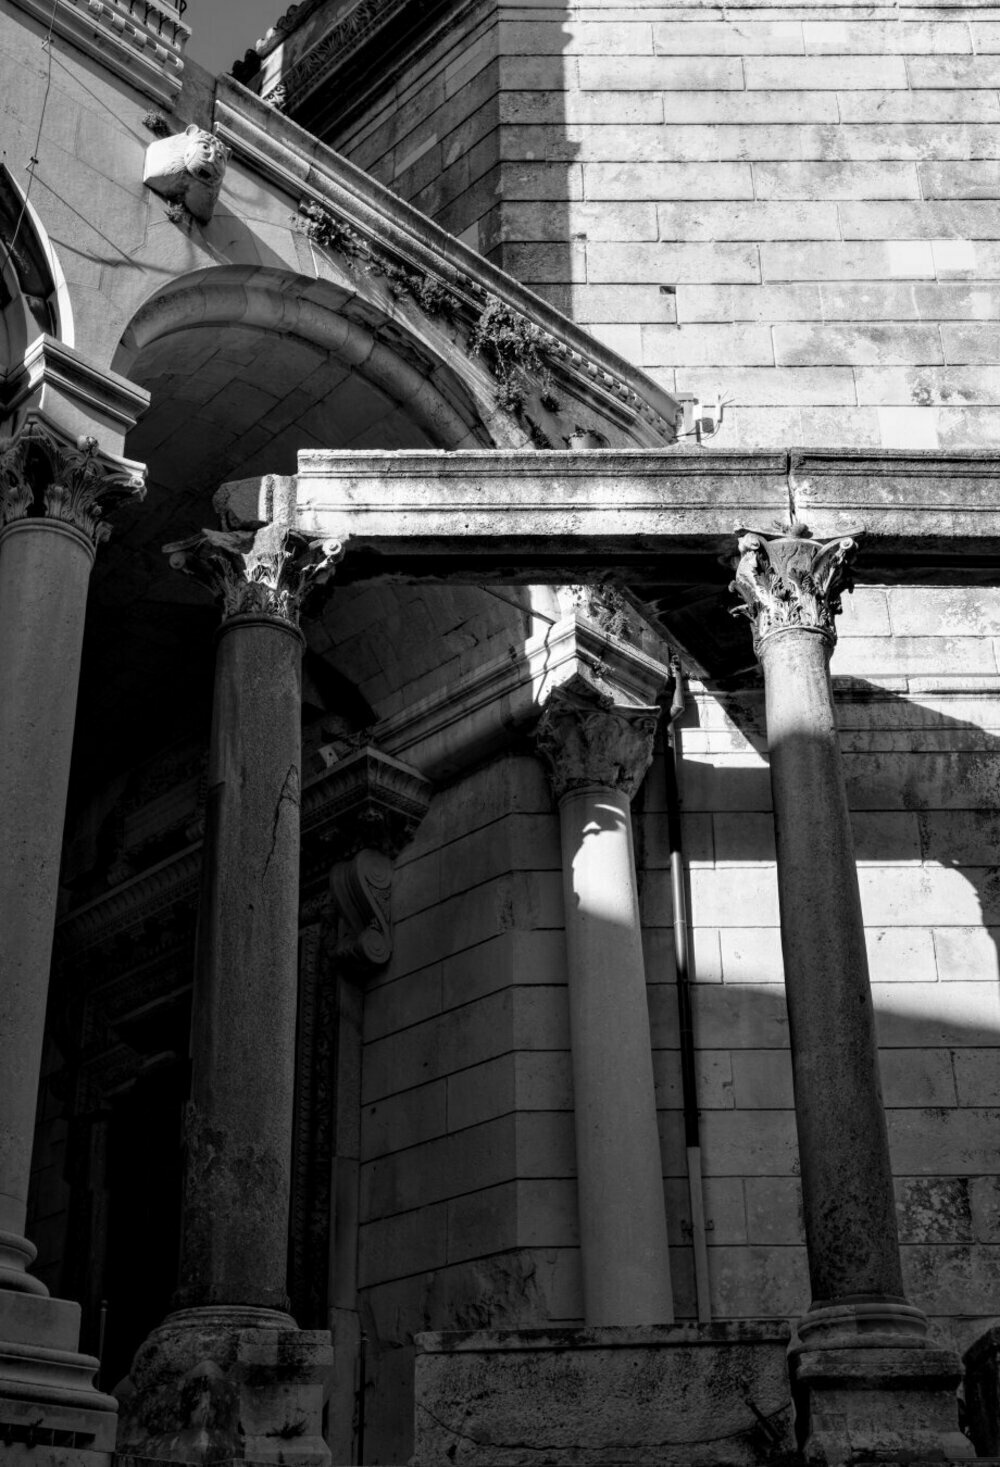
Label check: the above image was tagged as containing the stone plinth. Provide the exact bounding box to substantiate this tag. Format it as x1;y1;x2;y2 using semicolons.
792;1345;972;1465
115;1307;332;1465
412;1323;796;1466
0;1289;117;1464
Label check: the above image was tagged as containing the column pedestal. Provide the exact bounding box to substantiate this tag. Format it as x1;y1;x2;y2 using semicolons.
732;527;971;1465
117;523;338;1465
0;418;145;1464
536;676;673;1327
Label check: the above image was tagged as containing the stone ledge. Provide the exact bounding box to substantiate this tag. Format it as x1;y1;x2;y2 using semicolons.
412;1322;797;1466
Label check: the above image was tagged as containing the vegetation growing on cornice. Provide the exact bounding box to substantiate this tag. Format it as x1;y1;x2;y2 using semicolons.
296;201;560;420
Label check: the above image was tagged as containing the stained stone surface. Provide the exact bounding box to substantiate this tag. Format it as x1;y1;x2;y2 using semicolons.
793;1344;972;1464
412;1323;797;1466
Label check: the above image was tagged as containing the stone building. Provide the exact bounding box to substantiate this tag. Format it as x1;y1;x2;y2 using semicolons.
2;0;1000;1462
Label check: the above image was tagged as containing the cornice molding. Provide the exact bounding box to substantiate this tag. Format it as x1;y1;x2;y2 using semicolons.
212;79;681;447
372;612;673;783
7;0;188;108
1;336;150;460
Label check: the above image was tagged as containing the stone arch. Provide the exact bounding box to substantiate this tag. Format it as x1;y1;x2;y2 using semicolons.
0;166;73;367
113;263;531;465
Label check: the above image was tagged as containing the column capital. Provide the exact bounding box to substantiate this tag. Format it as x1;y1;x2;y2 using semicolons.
163;521;343;626
535;675;660;803
0;413;146;545
730;522;861;656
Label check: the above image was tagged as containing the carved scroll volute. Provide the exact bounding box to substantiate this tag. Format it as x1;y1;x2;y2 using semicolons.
730;521;862;656
163;521;343;626
327;849;393;975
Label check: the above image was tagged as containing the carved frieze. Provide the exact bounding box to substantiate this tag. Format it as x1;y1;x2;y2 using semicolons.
534;674;660;803
730;522;862;656
163;520;343;625
0;415;146;543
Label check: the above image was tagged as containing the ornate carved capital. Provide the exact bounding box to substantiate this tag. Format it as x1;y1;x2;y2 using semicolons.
730;522;862;656
163;521;343;625
534;675;660;803
327;849;393;974
0;415;146;543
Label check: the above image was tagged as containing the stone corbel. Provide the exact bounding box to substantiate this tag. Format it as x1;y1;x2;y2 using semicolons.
309;745;432;976
143;125;228;223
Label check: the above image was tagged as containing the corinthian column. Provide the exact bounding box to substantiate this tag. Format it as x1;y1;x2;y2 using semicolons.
732;524;970;1463
0;415;144;1453
536;676;673;1327
118;519;339;1466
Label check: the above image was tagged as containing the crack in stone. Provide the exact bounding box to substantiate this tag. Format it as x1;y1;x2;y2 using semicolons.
416;1398;794;1456
262;763;298;885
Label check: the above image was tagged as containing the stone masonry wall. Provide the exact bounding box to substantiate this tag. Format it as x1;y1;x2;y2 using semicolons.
328;1;1000;452
640;586;1000;1358
356;753;578;1460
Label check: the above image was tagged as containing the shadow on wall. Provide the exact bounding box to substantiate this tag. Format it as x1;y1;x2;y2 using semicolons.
636;672;1000;1360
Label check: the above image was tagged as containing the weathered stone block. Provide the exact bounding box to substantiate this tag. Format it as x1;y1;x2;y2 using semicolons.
762;240;935;280
747;54;907;87
586;162;755;199
412;1323;796;1465
659;202;839;241
579;56;743;90
116;1309;332;1465
792;1344;970;1464
588;241;761;283
654;20;804;54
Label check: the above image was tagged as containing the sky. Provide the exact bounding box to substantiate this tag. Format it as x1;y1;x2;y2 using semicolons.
185;0;288;76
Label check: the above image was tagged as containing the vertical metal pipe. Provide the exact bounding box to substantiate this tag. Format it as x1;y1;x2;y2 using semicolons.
664;660;711;1323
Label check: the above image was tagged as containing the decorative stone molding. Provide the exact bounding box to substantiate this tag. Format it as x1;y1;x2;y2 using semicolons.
143;126;228;224
8;0;188;108
535;675;660;803
163;521;343;625
328;848;393;972
303;744;433;858
213;81;682;447
730;522;861;655
0;414;146;542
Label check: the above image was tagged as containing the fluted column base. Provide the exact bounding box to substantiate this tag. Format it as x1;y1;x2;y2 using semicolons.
115;1306;332;1465
0;1290;117;1464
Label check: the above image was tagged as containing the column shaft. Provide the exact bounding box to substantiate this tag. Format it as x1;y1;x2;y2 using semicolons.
559;784;673;1326
0;521;94;1274
761;630;904;1310
177;614;304;1311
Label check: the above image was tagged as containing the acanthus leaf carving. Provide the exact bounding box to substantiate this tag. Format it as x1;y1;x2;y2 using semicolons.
0;416;146;543
163;520;343;625
534;674;660;803
729;521;862;656
327;848;393;974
